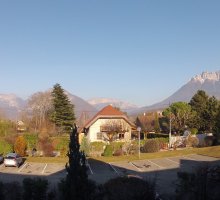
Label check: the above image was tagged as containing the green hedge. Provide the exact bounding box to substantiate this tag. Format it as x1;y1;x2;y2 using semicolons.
23;133;38;150
51;137;69;156
103;145;113;157
142;139;160;153
147;133;168;139
0;139;13;155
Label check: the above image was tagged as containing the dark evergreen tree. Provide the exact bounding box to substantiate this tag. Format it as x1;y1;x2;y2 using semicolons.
51;83;75;133
189;90;209;132
190;90;220;132
206;96;220;132
58;124;96;200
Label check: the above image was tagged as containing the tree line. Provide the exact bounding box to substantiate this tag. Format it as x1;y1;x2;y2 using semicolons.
137;90;220;139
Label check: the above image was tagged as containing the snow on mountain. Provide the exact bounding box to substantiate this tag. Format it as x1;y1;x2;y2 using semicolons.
191;71;220;83
0;94;25;108
131;70;220;115
88;98;139;112
0;94;26;119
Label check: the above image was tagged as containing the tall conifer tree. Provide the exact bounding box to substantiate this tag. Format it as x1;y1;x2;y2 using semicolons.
59;124;95;200
51;83;75;133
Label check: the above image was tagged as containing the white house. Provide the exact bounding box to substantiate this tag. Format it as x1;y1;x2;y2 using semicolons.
81;105;135;142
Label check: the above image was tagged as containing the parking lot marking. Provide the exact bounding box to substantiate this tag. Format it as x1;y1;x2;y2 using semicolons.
87;161;94;175
166;158;180;165
18;162;28;173
148;160;164;169
42;164;48;174
109;163;119;175
129;162;142;172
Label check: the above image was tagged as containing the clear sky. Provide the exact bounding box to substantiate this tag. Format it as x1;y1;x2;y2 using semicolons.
0;0;220;107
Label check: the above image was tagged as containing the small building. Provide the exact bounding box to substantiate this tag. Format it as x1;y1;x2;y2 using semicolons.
81;105;135;143
17;120;27;132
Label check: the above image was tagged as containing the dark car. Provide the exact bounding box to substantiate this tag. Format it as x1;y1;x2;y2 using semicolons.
0;154;3;163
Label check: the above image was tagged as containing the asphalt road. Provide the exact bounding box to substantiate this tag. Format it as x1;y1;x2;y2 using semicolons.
0;154;220;198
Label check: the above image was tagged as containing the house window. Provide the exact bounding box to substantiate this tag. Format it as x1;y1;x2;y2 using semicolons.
97;132;103;140
119;133;124;139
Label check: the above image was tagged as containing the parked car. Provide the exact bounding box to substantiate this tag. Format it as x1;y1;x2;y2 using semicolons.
4;153;23;167
0;154;4;163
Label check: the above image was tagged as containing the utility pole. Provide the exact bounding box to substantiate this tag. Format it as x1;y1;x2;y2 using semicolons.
169;103;172;149
137;127;141;159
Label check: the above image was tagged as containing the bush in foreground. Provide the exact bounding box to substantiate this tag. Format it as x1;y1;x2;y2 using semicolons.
142;139;160;153
98;176;156;200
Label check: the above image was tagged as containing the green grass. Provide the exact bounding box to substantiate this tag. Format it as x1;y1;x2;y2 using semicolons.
25;145;220;163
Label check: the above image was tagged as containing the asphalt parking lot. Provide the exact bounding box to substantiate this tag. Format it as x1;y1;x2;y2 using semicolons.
0;154;220;197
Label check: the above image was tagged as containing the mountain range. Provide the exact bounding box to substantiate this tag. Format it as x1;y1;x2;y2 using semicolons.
1;71;220;120
88;98;138;113
131;71;220;115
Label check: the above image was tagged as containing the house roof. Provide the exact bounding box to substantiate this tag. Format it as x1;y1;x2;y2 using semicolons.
96;105;125;116
83;105;135;129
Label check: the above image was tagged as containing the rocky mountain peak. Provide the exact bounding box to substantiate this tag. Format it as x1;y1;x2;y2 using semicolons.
191;71;220;83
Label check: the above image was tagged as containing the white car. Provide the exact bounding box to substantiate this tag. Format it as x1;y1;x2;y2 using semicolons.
0;154;3;163
4;153;23;167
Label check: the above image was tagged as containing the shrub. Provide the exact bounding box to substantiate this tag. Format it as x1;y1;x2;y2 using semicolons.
122;141;139;155
0;139;13;154
111;141;124;151
23;178;49;200
14;135;27;156
113;148;124;156
156;138;169;149
4;182;22;200
37;138;54;157
190;128;198;135
89;142;105;157
186;136;199;147
80;136;90;156
175;166;220;200
142;139;160;153
103;145;113;157
100;176;156;200
147;133;168;139
23;133;38;150
52;137;69;157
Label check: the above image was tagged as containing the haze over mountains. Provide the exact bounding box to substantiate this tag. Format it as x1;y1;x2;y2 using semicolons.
1;71;220;120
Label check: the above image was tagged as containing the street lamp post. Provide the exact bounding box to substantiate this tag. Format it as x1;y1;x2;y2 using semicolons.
169;116;172;149
137;127;141;159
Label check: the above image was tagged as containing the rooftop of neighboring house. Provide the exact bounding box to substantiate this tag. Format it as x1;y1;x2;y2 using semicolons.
81;105;135;130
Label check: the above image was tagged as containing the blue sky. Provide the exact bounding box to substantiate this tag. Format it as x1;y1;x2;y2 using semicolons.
0;0;220;106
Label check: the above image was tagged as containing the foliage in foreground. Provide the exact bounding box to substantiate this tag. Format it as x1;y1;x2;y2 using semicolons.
176;165;220;200
58;124;95;200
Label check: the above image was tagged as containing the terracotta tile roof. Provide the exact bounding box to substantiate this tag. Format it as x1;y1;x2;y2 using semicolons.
83;105;135;129
97;105;124;116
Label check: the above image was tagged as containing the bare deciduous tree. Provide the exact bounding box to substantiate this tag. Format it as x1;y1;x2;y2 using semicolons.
27;91;53;133
101;119;130;142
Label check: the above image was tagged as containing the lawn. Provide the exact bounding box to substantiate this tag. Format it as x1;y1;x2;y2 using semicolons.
25;145;220;163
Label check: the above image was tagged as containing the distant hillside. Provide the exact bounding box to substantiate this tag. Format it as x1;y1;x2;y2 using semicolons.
65;91;97;120
88;98;139;113
0;94;26;120
0;91;97;121
131;71;220;115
